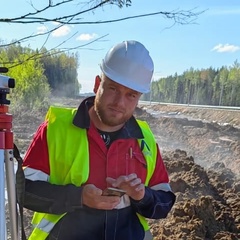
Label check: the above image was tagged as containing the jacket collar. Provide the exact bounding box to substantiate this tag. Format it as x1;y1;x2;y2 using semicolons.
73;96;144;139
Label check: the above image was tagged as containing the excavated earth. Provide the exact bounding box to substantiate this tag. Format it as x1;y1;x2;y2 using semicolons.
6;98;240;239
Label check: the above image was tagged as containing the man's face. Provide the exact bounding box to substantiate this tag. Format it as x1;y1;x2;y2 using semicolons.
94;75;141;127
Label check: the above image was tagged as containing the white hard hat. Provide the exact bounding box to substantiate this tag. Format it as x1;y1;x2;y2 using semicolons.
100;40;154;93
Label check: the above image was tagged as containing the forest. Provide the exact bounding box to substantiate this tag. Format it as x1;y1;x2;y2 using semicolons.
0;43;240;115
0;43;79;113
142;62;240;107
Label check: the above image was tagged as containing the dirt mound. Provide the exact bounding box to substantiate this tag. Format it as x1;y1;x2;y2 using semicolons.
149;149;240;239
136;105;240;178
5;98;240;239
135;105;240;239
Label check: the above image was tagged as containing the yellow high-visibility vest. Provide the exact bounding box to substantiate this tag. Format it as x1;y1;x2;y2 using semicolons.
28;106;157;239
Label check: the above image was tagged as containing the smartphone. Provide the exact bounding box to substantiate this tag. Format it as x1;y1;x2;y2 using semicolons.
102;187;126;197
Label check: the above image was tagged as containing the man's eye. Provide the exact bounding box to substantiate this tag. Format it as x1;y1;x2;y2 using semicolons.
129;93;137;99
109;87;116;91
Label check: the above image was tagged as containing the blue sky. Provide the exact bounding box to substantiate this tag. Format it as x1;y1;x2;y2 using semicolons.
1;0;240;93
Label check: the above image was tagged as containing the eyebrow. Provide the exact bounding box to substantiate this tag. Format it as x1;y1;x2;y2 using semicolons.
105;78;140;95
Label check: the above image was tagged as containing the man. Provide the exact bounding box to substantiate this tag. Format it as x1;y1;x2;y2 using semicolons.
23;40;176;240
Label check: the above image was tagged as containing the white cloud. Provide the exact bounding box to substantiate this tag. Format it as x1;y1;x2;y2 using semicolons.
211;44;240;53
76;33;98;41
51;25;71;37
37;26;48;34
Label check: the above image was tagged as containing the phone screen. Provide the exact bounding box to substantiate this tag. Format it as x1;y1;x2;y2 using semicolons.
102;187;126;197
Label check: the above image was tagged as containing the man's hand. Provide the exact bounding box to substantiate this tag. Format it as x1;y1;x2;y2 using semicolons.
106;173;145;201
82;184;121;210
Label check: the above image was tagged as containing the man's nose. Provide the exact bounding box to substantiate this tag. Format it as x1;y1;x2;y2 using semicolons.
114;93;125;106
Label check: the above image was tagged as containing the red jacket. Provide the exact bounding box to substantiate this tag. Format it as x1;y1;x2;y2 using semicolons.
23;97;175;240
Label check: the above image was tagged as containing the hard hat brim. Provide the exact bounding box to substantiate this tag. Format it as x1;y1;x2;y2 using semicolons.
100;61;152;94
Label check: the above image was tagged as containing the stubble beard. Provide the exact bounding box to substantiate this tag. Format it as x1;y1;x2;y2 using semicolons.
94;99;129;127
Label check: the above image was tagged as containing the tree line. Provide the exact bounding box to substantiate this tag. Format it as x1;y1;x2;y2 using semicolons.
142;61;240;107
0;43;79;113
1;43;239;115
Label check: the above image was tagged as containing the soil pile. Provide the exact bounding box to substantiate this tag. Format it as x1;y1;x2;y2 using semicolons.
136;105;240;177
6;98;240;239
135;105;240;239
149;149;240;239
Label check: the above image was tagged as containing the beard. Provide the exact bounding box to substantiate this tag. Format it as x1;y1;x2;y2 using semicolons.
94;96;131;127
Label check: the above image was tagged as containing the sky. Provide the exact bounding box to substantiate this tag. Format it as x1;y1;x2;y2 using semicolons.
1;0;240;93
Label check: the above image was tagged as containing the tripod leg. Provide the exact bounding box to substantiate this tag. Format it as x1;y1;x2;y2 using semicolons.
5;149;19;240
0;149;6;240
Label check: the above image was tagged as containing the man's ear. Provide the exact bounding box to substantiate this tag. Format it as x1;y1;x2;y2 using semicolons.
93;75;101;93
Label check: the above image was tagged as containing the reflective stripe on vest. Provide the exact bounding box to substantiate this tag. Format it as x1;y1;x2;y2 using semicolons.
29;212;66;240
29;106;157;239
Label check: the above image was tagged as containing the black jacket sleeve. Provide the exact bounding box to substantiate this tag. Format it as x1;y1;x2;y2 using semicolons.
130;187;176;219
24;179;83;214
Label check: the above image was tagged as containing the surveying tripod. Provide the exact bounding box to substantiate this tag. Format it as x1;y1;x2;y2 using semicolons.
0;67;19;240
